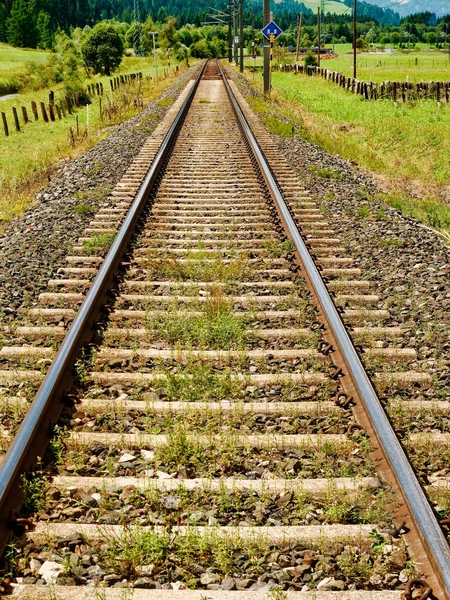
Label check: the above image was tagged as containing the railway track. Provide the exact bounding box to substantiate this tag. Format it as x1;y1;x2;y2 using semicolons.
0;59;449;598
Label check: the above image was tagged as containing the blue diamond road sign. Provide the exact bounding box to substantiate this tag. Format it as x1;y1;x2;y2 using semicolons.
261;21;283;41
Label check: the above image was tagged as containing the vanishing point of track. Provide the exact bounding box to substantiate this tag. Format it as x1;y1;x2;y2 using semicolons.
0;60;449;598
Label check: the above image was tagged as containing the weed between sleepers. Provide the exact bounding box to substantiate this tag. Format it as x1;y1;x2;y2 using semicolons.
15;525;411;589
405;436;450;485
60;430;372;480
48;483;394;528
144;309;250;350
73;405;353;436
81;233;116;255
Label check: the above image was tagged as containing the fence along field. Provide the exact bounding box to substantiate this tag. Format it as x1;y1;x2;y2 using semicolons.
281;63;450;102
0;68;179;138
322;43;450;83
0;53;186;230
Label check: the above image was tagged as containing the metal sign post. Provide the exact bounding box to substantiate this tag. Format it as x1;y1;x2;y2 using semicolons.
263;0;270;96
261;20;283;97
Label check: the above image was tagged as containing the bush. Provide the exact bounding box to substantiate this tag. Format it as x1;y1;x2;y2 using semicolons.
0;78;19;95
304;50;318;68
63;80;91;106
190;39;212;59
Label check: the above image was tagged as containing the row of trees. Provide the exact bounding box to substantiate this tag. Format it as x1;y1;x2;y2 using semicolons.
1;1;449;60
2;0;450;51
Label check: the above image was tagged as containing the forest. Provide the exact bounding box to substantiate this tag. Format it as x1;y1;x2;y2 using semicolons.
0;0;449;52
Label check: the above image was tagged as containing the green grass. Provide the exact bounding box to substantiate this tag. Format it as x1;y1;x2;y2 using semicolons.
0;43;48;94
270;70;450;183
325;44;450;83
146;307;249;350
241;65;450;235
81;233;116;254
383;191;450;231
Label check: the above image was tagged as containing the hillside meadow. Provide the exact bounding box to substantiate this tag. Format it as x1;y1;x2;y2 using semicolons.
0;43;49;94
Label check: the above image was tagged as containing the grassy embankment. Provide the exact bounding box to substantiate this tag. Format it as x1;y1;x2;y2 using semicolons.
0;44;191;230
240;55;450;236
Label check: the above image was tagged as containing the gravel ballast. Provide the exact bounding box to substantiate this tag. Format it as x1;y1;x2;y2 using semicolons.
0;66;197;318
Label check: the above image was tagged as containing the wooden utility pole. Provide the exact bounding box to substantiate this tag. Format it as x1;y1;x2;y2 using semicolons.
239;0;244;72
228;0;233;62
353;0;357;78
317;8;321;67
296;12;303;62
151;32;158;84
263;0;270;95
233;0;238;65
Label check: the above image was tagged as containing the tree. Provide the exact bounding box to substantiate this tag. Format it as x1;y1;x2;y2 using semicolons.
54;30;82;80
301;34;312;47
142;16;157;55
0;3;7;42
190;39;211;58
81;22;124;75
36;11;53;49
159;16;181;60
304;50;317;67
391;31;400;46
6;0;37;48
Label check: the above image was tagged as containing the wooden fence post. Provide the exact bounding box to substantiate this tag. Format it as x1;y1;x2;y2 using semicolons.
21;106;29;124
1;112;8;136
60;101;66;117
31;101;38;120
12;106;20;131
40;102;49;122
99;97;102;120
65;96;72;114
55;103;62;119
48;104;55;121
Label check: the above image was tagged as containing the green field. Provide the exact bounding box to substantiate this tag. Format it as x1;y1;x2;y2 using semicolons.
240;61;450;234
273;0;350;15
0;43;49;94
0;43;48;74
324;43;450;83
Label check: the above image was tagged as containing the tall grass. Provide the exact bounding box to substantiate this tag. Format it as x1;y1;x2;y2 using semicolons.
240;64;450;234
266;71;450;184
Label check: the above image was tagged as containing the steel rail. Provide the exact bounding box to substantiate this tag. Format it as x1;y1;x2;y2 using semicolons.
218;61;450;598
0;61;207;551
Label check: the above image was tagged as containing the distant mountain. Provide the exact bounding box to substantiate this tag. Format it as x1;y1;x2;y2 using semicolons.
361;0;450;18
